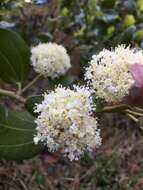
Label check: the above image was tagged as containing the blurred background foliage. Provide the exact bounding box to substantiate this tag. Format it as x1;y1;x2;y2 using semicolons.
1;0;143;48
1;0;143;57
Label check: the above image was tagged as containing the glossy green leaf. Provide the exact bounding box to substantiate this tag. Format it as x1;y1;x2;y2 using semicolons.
0;106;44;160
0;28;30;83
123;14;136;28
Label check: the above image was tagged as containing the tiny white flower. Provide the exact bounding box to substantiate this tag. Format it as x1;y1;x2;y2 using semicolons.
33;136;39;144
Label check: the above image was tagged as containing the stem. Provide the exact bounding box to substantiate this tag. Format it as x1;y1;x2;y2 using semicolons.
96;104;132;113
0;89;26;103
21;74;42;94
125;109;143;117
134;106;143;113
17;82;22;95
126;113;138;123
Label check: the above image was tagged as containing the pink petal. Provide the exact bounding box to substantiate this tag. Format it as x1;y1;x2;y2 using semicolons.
129;64;143;87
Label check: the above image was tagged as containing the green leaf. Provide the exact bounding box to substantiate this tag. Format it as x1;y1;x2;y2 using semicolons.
0;28;30;83
88;0;97;15
123;14;136;28
137;0;143;12
133;29;143;42
0;106;44;160
25;95;44;116
62;7;70;17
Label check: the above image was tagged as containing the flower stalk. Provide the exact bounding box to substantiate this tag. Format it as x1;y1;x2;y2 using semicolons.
125;113;138;123
125;109;143;117
0;88;26;103
21;74;42;94
96;104;132;113
96;104;143;123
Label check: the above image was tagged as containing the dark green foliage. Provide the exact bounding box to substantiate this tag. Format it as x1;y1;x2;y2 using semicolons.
60;0;143;51
0;105;44;160
0;28;30;83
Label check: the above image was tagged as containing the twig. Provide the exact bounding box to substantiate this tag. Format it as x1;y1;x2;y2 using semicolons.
134;106;143;113
125;113;138;123
96;104;132;113
19;6;28;20
0;88;26;103
21;74;42;94
18;179;28;190
125;109;143;117
17;82;22;95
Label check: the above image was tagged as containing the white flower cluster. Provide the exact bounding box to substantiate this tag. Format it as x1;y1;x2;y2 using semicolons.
85;45;143;102
31;43;71;79
34;85;101;161
24;0;31;2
